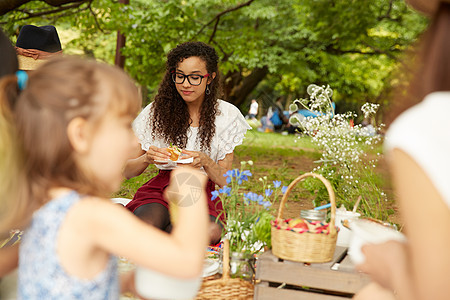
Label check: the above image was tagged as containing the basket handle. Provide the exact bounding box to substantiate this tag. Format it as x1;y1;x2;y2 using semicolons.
222;239;230;279
276;172;336;235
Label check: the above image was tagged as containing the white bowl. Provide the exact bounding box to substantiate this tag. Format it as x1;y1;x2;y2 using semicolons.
135;267;202;300
348;219;406;265
335;211;360;247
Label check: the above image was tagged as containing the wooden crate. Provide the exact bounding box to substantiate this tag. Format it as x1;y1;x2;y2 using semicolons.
254;247;370;299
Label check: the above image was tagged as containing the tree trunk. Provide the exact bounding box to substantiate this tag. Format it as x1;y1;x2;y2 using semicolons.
224;66;268;108
114;0;129;69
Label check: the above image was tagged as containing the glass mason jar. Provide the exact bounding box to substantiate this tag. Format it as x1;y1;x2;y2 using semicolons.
219;250;256;282
300;209;326;222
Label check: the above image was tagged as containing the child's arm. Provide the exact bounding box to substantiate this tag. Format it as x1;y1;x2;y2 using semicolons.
0;243;19;277
92;167;209;278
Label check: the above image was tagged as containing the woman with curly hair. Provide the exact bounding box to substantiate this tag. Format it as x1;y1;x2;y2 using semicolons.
124;42;251;244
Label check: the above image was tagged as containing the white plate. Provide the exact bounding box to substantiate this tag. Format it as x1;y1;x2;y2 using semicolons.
154;157;194;164
203;259;219;277
348;219;406;265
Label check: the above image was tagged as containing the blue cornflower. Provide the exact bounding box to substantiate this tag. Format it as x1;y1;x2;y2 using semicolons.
265;189;273;197
262;201;272;210
211;190;220;200
257;195;266;205
242;170;252;177
224;170;236;184
244;192;258;202
239;170;252;182
257;194;264;203
281;186;288;194
273;180;282;188
220;186;232;196
224;169;234;178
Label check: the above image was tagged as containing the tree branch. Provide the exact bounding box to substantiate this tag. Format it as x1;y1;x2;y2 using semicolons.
196;0;254;37
378;0;403;22
0;1;87;24
87;0;104;33
49;3;89;23
325;43;401;60
361;41;399;60
208;16;220;43
0;0;88;16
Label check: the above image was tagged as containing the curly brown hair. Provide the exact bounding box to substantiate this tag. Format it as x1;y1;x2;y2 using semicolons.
150;41;221;152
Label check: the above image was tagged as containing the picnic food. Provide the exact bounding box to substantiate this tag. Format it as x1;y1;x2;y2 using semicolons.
167;144;182;161
272;218;332;234
288;218;309;230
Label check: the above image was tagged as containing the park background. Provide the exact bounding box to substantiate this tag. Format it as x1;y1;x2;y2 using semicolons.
1;0;431;225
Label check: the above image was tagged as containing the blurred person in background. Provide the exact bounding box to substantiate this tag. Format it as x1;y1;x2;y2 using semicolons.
354;1;450;300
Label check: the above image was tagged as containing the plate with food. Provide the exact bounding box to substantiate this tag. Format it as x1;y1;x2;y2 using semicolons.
154;144;194;164
154;157;194;164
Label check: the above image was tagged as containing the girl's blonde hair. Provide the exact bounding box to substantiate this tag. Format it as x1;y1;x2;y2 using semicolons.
0;56;141;236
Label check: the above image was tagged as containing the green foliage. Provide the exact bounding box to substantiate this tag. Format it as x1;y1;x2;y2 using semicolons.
2;0;428;110
113;168;158;199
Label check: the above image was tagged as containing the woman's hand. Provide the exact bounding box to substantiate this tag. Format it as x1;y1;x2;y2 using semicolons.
356;240;409;291
181;150;210;169
145;145;171;164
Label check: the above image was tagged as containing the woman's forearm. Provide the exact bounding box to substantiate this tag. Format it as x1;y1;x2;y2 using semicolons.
203;158;228;187
123;154;150;179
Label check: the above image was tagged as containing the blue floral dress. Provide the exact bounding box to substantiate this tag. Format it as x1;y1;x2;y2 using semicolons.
18;191;119;299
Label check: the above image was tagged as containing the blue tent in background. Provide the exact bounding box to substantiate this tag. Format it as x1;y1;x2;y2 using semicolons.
295;102;335;118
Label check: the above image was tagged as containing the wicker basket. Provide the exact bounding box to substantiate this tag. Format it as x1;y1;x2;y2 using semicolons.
195;239;253;300
271;172;338;263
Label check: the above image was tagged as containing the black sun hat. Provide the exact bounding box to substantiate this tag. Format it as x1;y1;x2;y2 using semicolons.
15;25;63;71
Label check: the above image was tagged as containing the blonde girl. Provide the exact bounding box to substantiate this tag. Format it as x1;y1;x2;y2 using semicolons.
0;56;209;299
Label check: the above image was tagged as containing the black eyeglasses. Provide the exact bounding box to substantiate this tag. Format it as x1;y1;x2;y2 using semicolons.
171;71;210;86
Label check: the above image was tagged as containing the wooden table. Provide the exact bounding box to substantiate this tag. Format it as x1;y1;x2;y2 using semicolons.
254;246;370;299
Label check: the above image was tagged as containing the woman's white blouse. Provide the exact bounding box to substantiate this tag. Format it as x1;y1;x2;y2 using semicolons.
133;99;251;169
384;92;450;208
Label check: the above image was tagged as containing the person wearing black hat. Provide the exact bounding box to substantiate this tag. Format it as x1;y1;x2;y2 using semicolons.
354;1;450;300
15;25;62;71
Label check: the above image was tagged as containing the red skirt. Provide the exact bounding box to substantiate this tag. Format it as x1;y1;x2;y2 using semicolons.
126;170;224;221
